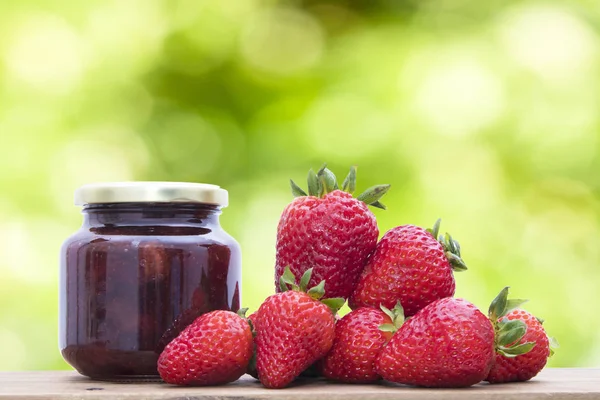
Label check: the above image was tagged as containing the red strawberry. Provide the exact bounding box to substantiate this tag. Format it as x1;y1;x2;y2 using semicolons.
350;219;467;317
322;304;403;383
376;297;495;388
246;311;259;380
255;267;343;388
275;165;389;300
157;310;253;386
485;288;557;383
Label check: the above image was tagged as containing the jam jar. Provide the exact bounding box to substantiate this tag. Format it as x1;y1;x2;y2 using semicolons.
59;182;241;380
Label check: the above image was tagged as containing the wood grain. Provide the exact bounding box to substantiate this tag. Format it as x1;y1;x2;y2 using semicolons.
0;369;598;400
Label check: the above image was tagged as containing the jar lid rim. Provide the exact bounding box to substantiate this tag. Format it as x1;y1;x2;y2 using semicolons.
74;181;228;207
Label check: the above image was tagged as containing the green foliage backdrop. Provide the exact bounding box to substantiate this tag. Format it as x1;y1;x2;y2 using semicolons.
0;0;599;370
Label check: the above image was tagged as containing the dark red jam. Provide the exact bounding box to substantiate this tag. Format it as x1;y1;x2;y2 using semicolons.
59;202;241;380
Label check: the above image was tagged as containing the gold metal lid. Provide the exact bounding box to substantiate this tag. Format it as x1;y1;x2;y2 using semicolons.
74;182;228;207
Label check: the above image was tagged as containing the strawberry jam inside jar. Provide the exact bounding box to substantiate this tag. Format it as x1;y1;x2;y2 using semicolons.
59;182;241;381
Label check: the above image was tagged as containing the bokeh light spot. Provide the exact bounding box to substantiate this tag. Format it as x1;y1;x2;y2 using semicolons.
148;112;222;176
409;51;505;137
304;94;393;159
84;0;167;77
0;329;27;370
497;5;597;80
49;128;149;214
5;14;83;93
241;7;324;75
0;219;71;284
165;2;241;75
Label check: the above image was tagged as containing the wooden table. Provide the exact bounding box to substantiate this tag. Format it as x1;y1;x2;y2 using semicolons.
0;369;598;399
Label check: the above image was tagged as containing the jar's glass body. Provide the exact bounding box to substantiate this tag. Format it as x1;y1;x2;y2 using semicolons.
59;203;241;380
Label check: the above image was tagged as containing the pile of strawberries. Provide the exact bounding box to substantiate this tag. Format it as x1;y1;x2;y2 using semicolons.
157;165;557;388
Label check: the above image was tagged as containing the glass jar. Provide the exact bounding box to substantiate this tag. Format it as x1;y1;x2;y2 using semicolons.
59;182;241;381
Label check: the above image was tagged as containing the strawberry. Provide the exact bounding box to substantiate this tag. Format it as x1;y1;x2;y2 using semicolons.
375;297;495;388
275;165;389;300
255;267;344;389
485;288;558;383
157;309;253;386
322;304;403;383
246;311;259;380
350;219;467;317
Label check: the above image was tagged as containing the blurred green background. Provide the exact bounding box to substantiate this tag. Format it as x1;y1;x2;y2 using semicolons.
0;0;598;371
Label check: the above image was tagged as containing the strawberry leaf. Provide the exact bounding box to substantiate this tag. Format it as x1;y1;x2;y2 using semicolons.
498;342;536;358
356;184;391;206
445;252;467;271
290;179;307;197
237;308;249;318
341;166;357;194
505;299;529;314
497;319;527;347
380;302;405;329
281;266;298;291
380;304;395;321
370;200;386;210
390;302;405;328
299;268;312;292
307;280;325;300
453;239;461;256
426;218;441;239
279;276;289;292
317;165;338;195
445;233;457;254
378;323;397;333
321;297;345;314
307;168;320;197
489;287;509;321
437;227;467;271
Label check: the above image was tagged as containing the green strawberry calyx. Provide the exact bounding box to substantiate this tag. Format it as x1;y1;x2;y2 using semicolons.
427;218;468;272
488;287;536;358
378;301;406;333
279;266;346;314
290;164;391;209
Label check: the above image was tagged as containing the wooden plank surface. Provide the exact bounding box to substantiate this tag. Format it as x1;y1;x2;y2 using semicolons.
0;369;598;400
